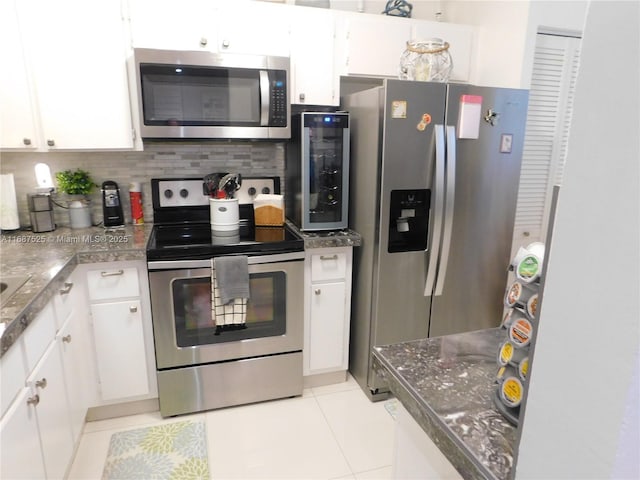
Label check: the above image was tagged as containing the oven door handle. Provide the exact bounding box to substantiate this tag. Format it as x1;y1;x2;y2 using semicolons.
147;251;305;270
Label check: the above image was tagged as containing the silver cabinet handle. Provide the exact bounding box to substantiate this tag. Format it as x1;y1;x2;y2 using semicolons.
62;334;72;343
129;305;138;313
101;269;124;277
221;39;230;48
23;138;31;145
35;378;47;389
199;37;207;47
59;282;73;295
320;254;338;261
299;93;306;101
27;394;40;406
47;139;55;147
314;289;321;295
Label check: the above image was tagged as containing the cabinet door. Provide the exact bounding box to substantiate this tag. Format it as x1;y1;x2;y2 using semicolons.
58;314;88;444
216;2;291;57
0;0;39;150
127;0;217;50
290;8;337;106
90;300;149;401
339;14;411;77
17;0;134;149
309;281;347;372
28;341;75;480
0;387;46;480
412;21;474;82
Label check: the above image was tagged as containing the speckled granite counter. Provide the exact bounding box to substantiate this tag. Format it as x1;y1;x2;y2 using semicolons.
373;328;515;480
0;225;152;356
287;221;362;249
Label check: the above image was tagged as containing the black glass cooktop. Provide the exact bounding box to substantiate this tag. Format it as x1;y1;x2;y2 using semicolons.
146;222;304;261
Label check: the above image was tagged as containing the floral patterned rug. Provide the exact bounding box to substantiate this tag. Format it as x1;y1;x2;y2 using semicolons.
102;420;209;480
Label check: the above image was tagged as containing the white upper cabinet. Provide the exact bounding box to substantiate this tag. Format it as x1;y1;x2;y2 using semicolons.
3;0;135;151
411;20;474;83
290;6;338;106
126;0;216;51
127;0;290;57
0;0;39;150
216;2;291;57
336;13;412;78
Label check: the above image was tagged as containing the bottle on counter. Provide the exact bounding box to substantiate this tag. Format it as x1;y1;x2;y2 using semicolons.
129;182;144;225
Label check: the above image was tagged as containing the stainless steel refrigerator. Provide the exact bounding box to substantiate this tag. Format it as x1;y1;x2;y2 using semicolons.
343;79;528;399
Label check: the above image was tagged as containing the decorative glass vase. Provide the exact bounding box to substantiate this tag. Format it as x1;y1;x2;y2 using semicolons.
399;38;453;82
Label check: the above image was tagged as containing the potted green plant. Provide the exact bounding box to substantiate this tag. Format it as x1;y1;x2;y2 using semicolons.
55;169;97;229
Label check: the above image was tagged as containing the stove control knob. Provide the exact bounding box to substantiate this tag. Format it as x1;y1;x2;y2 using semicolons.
248;187;256;196
262;187;271;194
164;189;173;199
180;188;189;198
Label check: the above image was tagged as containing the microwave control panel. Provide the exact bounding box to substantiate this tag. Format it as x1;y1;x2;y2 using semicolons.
269;70;288;126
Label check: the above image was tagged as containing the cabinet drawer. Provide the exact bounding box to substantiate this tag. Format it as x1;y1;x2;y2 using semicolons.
311;252;347;281
87;267;139;300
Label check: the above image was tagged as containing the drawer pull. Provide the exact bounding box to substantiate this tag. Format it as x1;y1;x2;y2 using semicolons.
315;288;321;295
101;269;124;277
320;254;338;261
35;378;47;389
59;282;73;295
27;394;40;406
129;305;138;313
62;334;72;343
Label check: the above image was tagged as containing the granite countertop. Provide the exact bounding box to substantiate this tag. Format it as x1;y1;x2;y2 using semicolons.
0;225;153;356
372;328;516;480
287;221;362;249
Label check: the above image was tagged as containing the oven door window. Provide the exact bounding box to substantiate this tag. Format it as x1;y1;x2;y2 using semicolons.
172;272;286;346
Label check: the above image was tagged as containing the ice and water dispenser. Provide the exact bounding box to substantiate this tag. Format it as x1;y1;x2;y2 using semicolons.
387;189;430;253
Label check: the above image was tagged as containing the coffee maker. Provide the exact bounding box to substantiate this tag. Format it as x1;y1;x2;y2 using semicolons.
27;194;55;232
101;181;125;227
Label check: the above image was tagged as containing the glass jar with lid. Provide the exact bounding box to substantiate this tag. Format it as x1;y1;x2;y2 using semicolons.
399;38;453;82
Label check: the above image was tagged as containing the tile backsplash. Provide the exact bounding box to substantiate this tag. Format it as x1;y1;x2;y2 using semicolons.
1;141;284;229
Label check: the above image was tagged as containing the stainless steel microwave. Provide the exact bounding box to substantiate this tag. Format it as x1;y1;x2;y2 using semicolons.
132;48;290;140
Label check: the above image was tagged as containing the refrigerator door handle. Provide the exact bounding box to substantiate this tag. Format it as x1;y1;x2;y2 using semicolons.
434;126;457;296
424;124;446;297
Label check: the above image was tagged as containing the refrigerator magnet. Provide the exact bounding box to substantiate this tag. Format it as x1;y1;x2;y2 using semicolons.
457;94;482;139
391;101;407;118
500;134;513;153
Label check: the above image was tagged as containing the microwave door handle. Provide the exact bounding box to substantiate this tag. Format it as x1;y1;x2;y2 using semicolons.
434;126;457;296
259;70;270;126
424;124;446;297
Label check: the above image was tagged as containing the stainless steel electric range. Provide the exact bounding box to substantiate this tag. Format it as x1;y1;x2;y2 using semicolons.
146;176;305;417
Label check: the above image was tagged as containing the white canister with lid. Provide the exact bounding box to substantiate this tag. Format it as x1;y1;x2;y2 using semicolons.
210;198;239;235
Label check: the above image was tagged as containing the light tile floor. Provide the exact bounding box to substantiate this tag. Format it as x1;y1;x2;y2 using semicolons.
68;375;396;480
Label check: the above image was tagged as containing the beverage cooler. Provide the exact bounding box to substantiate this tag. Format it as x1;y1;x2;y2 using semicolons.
285;112;350;231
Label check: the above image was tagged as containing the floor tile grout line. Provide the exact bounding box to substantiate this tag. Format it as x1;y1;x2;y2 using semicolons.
312;390;359;477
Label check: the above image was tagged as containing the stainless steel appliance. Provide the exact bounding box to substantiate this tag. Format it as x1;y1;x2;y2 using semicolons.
146;177;304;417
343;79;528;399
101;181;125;227
132;48;290;140
285;112;350;231
27;194;55;232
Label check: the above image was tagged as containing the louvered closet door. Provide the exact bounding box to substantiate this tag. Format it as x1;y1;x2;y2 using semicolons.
513;33;581;250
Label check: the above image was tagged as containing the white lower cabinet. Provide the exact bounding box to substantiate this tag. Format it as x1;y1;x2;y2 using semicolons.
304;247;353;380
393;402;462;479
90;300;148;400
28;341;75;480
0;387;46;479
83;260;156;406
